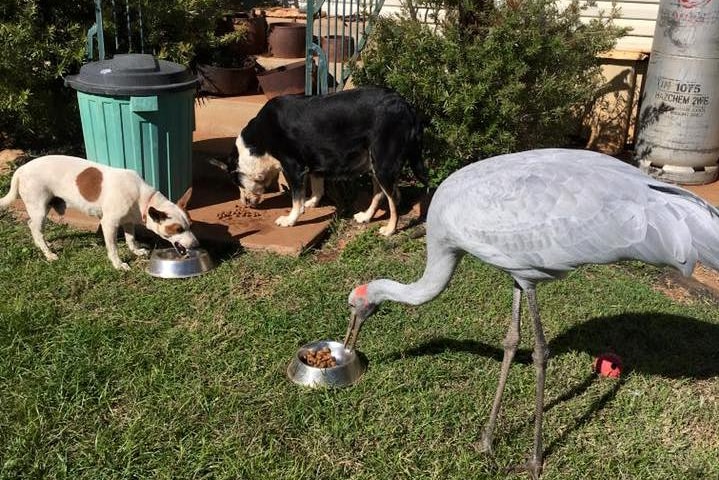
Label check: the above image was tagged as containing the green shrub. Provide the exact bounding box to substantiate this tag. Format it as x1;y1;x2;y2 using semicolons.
0;1;91;149
0;0;244;150
112;0;234;66
353;0;626;184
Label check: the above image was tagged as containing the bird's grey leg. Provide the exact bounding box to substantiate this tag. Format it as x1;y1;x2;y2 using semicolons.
525;286;548;479
479;282;522;454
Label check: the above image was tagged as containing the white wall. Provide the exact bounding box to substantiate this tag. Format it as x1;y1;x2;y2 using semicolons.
558;0;659;53
319;0;660;52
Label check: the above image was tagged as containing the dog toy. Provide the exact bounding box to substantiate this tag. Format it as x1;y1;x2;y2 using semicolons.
593;353;622;378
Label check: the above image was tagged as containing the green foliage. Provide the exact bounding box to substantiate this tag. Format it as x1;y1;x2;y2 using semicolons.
0;0;247;150
0;1;91;149
117;0;239;66
353;0;627;184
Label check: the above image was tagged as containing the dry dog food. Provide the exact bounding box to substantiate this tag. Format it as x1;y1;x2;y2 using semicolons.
303;346;337;368
216;204;262;220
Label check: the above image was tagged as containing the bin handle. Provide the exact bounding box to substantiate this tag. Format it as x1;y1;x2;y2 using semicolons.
130;96;159;113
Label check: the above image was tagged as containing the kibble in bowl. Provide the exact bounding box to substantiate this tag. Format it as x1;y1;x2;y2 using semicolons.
302;346;337;368
288;340;365;387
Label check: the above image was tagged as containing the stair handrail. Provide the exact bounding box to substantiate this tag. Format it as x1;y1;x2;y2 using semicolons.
305;0;385;95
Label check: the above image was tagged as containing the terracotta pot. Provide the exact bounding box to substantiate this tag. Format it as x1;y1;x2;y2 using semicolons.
268;22;306;58
197;60;258;96
257;61;307;99
233;14;268;55
320;35;355;62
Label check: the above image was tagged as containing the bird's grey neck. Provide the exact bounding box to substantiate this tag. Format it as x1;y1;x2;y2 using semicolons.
370;247;461;306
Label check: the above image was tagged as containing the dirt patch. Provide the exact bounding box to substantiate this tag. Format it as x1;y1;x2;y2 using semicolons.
654;275;695;304
0;149;25;174
690;263;719;295
657;263;719;304
313;222;364;263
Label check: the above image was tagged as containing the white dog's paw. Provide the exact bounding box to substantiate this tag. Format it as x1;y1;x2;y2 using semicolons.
304;198;319;209
112;261;131;271
132;248;149;257
45;252;59;262
353;211;372;224
378;225;395;236
275;215;296;227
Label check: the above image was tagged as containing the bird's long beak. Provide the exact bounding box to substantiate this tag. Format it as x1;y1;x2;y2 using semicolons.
344;308;361;350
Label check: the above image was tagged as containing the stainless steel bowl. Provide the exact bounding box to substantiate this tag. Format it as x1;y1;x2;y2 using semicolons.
146;247;214;279
287;340;365;388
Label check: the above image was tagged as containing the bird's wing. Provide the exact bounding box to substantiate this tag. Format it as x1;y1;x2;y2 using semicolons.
430;149;686;280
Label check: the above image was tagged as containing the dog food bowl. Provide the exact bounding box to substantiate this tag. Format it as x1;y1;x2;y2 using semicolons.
146;247;214;279
287;340;365;388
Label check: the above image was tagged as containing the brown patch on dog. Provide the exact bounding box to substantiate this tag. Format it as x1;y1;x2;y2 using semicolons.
164;223;185;236
75;167;103;202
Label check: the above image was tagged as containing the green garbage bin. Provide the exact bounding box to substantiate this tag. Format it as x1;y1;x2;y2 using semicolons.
65;54;198;202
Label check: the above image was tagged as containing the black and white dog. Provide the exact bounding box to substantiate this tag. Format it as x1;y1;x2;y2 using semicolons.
224;87;428;235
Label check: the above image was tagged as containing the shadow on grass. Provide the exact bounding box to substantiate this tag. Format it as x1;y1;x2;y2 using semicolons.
550;312;719;380
392;311;719;379
390;311;719;463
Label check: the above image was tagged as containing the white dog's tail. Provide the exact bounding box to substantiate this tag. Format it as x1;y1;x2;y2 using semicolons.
0;169;20;209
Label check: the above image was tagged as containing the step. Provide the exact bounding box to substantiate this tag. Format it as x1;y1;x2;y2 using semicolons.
193;93;267;149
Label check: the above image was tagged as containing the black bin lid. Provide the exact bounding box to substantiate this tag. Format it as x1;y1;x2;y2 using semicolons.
65;53;198;96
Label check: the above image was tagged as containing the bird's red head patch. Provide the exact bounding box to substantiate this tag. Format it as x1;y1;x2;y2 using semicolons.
354;284;368;300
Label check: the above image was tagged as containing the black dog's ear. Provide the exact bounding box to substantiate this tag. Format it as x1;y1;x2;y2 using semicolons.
227;144;239;169
148;206;169;223
208;158;229;172
208;144;239;173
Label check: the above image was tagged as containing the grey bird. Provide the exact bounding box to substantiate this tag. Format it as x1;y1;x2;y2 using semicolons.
344;148;719;478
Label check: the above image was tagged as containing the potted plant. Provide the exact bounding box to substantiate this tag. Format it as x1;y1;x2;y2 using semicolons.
195;16;264;96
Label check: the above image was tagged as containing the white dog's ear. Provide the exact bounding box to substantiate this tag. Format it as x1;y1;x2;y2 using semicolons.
148;206;169;223
176;187;193;211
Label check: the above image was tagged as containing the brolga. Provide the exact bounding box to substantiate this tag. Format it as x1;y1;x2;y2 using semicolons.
344;148;719;478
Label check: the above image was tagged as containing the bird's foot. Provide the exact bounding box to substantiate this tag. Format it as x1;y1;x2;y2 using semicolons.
475;431;494;455
507;458;543;480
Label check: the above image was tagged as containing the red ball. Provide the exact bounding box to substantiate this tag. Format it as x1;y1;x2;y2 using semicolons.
594;353;622;378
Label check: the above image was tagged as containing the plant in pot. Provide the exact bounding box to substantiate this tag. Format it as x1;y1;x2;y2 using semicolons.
195;22;264;96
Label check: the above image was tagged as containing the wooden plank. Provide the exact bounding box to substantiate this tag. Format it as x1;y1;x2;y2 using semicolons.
566;1;660;20
615;35;654;52
612;18;658;37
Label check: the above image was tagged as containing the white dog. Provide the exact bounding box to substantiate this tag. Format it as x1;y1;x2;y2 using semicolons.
0;155;199;270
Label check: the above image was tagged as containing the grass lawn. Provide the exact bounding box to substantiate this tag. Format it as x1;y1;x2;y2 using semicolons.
1;189;718;479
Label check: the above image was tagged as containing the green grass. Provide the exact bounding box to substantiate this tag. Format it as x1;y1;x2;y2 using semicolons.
1;205;718;480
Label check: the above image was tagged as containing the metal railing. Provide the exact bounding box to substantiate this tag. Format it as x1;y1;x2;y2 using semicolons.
86;0;145;61
305;0;385;95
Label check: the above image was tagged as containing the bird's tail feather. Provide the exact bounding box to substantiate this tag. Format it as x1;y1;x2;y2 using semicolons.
688;214;719;273
650;184;719;273
0;170;20;209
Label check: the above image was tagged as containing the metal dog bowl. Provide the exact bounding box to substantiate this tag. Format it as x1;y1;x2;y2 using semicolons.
287;340;365;388
146;247;214;279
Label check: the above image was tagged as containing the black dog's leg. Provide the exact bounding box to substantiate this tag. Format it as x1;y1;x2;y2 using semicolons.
353;178;383;224
275;161;307;227
370;137;405;236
